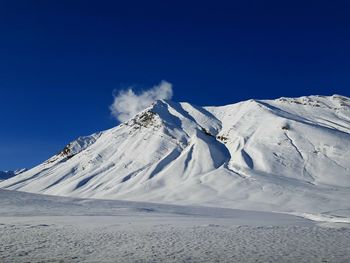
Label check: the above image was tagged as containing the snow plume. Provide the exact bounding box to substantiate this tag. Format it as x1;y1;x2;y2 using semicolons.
110;80;173;122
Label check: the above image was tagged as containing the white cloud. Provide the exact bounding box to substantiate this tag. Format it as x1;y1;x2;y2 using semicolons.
110;80;173;122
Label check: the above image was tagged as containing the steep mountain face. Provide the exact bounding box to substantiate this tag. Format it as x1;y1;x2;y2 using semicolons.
1;95;350;216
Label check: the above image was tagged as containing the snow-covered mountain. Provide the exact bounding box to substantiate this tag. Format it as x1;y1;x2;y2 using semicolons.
0;169;27;181
0;171;15;181
1;95;350;218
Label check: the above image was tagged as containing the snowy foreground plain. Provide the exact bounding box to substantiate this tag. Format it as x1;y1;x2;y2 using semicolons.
1;189;350;263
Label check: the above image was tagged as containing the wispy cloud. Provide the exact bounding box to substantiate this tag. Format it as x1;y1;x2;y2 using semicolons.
110;80;173;122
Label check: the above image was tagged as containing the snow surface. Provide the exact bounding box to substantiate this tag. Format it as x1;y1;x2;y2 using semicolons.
1;189;350;263
1;95;350;221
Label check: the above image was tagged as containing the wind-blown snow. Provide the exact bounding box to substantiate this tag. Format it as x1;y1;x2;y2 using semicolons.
110;80;173;122
1;95;350;222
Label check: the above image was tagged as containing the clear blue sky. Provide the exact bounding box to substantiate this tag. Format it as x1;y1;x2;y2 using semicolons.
1;0;349;170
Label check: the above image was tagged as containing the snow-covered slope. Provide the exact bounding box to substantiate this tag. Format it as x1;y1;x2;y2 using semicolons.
1;95;350;218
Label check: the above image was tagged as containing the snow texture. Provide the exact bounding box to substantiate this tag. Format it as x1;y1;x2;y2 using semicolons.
1;189;350;263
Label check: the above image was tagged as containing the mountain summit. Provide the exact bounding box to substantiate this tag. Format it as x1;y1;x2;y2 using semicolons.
1;95;349;217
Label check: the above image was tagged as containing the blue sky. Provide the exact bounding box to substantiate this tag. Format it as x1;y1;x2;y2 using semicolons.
1;0;350;170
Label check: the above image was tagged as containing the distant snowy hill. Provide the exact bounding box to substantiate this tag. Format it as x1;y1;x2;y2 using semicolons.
0;171;14;181
0;169;26;181
1;95;349;218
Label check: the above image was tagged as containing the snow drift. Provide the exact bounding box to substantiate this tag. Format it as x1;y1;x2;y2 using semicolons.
1;95;350;217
